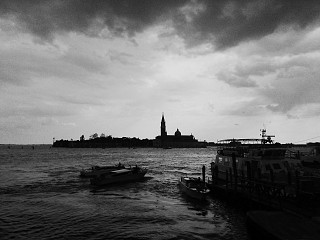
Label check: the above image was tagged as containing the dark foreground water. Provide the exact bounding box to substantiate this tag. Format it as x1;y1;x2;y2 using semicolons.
0;146;248;239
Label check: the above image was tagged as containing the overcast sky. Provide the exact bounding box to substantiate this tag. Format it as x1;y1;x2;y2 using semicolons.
1;0;320;144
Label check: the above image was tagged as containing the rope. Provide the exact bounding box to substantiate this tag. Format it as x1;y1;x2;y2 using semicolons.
293;135;320;144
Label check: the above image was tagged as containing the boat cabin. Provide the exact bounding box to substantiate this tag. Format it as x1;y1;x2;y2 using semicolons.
180;177;206;192
213;147;302;183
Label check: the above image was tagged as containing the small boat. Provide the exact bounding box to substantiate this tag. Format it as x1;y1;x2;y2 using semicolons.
90;166;148;186
246;211;320;240
179;176;210;200
80;163;125;178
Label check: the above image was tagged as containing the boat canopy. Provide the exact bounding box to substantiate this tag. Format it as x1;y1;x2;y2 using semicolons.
111;169;131;174
218;139;265;144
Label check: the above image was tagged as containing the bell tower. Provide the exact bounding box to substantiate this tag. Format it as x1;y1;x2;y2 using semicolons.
161;113;167;138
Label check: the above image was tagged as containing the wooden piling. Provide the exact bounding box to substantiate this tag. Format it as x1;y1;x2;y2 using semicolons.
202;165;205;183
202;165;206;187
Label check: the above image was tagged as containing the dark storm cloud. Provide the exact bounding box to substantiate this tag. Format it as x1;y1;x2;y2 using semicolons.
0;0;188;40
0;0;320;49
219;54;320;116
184;0;320;49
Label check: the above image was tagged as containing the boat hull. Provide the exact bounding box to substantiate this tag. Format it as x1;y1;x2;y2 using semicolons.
80;165;125;178
90;169;147;186
179;177;210;200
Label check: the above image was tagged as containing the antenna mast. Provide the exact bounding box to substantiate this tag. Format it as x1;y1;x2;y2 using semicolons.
260;129;275;144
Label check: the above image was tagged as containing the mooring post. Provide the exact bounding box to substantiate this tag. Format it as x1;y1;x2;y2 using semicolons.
232;153;238;192
202;165;205;187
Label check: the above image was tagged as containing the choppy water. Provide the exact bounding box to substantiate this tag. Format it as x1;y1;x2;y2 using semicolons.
0;146;248;239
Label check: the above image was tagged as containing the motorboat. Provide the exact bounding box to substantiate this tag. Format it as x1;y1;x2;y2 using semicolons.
90;166;148;186
80;163;125;178
179;176;210;200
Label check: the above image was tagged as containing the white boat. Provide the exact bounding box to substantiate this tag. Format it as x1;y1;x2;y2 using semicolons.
90;166;148;186
179;176;210;200
80;163;125;178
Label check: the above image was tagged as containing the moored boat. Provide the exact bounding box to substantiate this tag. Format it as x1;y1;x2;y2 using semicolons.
209;130;320;217
212;146;300;184
80;163;125;178
211;129;303;184
178;176;210;200
90;166;148;186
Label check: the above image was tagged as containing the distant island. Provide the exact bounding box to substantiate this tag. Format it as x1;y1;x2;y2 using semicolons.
53;135;153;148
52;114;208;148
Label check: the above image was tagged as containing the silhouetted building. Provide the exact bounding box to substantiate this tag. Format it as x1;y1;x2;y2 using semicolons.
153;113;206;148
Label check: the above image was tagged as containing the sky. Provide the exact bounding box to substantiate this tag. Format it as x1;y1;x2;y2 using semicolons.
1;0;320;144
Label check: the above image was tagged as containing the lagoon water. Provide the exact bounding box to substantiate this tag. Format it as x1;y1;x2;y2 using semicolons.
0;146;248;239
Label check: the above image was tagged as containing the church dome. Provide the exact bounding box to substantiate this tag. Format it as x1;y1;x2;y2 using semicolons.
175;128;181;137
